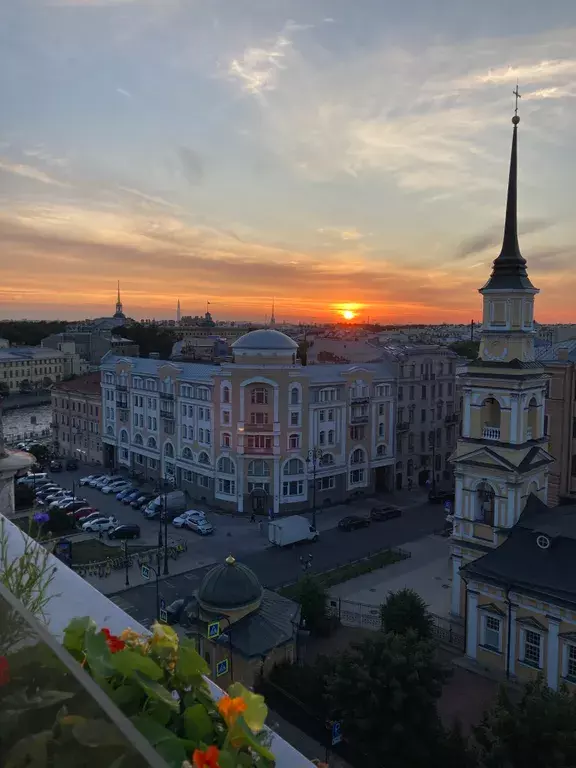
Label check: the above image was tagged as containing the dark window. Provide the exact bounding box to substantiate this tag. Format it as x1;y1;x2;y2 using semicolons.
421;409;426;423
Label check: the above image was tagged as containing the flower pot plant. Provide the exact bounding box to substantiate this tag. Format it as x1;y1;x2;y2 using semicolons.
63;617;276;768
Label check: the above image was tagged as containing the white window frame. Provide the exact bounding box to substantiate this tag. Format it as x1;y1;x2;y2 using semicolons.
480;613;502;653
282;479;304;497
251;387;268;405
218;478;236;496
288;434;300;450
562;642;576;681
520;627;543;668
316;476;335;491
349;468;365;486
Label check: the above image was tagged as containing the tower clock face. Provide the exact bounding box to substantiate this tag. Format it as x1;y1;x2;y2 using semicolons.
486;339;507;361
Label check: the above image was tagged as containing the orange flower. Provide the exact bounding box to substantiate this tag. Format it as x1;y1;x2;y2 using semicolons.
100;627;126;653
192;745;220;768
217;695;247;726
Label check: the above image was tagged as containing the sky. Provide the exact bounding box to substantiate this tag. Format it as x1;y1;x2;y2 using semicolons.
1;0;576;324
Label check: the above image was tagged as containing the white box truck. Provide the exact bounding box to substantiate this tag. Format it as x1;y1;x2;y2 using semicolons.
268;516;319;547
144;490;187;520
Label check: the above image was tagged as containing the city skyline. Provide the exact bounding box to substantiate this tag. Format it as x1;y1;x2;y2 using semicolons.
2;0;576;322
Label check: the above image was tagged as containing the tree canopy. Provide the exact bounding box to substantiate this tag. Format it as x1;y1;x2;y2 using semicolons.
112;323;175;359
380;587;435;640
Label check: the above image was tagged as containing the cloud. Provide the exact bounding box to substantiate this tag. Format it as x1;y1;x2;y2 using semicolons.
0;159;69;187
177;146;204;185
318;226;365;241
455;219;553;259
116;87;132;98
117;186;180;210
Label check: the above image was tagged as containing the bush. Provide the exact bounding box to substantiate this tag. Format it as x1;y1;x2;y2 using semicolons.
14;484;35;510
380;587;435;639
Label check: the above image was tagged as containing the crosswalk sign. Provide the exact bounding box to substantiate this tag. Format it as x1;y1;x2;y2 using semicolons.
159;609;168;623
216;658;229;677
208;621;220;639
331;721;342;746
141;565;150;580
160;597;166;611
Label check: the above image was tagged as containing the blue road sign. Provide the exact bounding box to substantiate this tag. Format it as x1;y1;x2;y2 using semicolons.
208;621;220;639
159;609;168;623
331;721;342;746
141;565;150;580
216;658;229;677
444;500;452;514
160;597;166;611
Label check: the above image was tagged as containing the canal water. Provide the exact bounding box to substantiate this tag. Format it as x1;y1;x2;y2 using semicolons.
3;404;52;444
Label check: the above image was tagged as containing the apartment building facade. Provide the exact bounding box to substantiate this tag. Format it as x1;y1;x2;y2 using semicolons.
0;347;69;393
382;345;460;490
537;340;576;505
51;373;103;464
100;329;396;514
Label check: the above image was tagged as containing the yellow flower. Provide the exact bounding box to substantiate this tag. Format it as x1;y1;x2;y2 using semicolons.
120;628;142;644
227;683;268;733
151;622;179;648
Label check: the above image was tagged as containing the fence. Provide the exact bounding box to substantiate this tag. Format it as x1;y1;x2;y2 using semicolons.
327;597;465;651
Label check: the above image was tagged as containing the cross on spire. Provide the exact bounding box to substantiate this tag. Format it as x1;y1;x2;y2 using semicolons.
513;82;521;118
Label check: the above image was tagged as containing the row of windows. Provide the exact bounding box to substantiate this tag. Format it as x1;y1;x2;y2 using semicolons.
398;383;454;401
398;403;455;424
400;361;454;378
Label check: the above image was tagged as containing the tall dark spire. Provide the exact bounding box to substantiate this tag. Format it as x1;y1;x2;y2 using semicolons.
481;93;534;292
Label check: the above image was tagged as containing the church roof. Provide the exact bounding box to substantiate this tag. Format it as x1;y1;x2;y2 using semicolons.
481;116;536;293
461;494;576;607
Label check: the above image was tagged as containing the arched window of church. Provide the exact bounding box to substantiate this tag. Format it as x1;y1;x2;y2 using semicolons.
476;482;495;526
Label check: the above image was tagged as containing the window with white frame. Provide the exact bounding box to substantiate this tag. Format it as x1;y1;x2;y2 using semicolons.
481;614;502;652
349;468;365;485
148;458;157;469
222;386;230;403
198;387;210;401
376;444;387;457
198;451;210;465
250;412;269;425
289;433;300;449
251;387;268;405
327;429;335;444
221;432;231;447
247;435;272;449
351;447;366;465
319;410;325;422
376;384;390;397
218;478;236;496
316;476;335;491
319;388;336;402
182;447;193;460
222;410;231;424
198;474;210;488
183;469;193;482
319;430;325;445
321;453;334;467
290;387;300;405
248;481;270;494
283;479;304;496
564;643;576;681
521;629;542;667
247;459;270;477
283;458;304;475
327;408;334;420
217;456;235;475
199;428;204;443
290;411;299;426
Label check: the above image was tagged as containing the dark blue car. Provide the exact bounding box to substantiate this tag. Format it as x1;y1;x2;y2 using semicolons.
123;489;142;505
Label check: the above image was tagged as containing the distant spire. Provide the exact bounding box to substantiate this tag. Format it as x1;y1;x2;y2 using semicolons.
482;85;534;292
114;280;124;317
270;297;276;326
176;299;181;324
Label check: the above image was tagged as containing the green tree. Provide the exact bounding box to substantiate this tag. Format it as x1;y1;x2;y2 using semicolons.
113;323;175;359
293;576;330;635
0;381;9;396
14;484;35;510
380;587;435;640
325;631;450;768
27;443;52;465
473;677;576;768
449;341;480;360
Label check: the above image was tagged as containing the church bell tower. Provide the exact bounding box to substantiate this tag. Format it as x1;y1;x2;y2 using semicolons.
449;93;554;618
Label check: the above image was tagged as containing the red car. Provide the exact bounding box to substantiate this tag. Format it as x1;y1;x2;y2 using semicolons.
68;506;98;521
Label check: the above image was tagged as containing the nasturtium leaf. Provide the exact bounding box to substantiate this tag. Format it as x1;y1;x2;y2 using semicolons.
63;616;96;655
131;671;179;710
111;649;163;680
228;683;268;733
217;750;236;768
154;738;188;768
175;641;209;680
84;627;114;678
183;703;214;742
147;699;173;726
72;718;127;747
131;714;178;747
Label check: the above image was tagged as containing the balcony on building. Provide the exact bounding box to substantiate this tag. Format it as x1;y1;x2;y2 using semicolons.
118;408;129;423
350;413;369;425
159;391;174;400
116;383;128;392
349;392;370;405
481;397;501;441
0;515;313;768
160;405;175;420
445;412;460;425
396;420;410;432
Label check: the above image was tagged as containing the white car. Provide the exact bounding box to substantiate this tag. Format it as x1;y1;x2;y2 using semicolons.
89;475;108;487
17;473;49;486
172;510;206;528
102;481;131;495
37;491;70;506
48;496;76;510
82;516;117;533
79;474;99;486
94;475;123;489
187;519;214;536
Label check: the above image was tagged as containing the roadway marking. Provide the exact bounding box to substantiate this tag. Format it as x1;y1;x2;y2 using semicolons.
110;596;135;612
184;573;199;581
163;581;176;589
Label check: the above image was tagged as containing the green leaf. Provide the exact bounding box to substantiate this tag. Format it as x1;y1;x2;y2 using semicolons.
155;738;188;768
228;683;268;733
84;627;114;678
217;750;236;768
63;616;96;655
132;671;179;710
109;684;141;709
176;640;210;679
5;731;51;768
1;688;74;712
147;700;173;726
111;649;163;681
183;703;214;742
232;718;275;762
131;715;183;754
72;718;128;748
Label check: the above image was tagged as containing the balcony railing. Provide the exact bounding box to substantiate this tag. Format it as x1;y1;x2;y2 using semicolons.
159;391;174;400
160;409;175;420
350;414;369;424
483;426;501;440
244;445;274;455
116;400;129;409
445;413;459;424
246;422;274;431
349;394;370;404
396;421;410;432
116;384;128;392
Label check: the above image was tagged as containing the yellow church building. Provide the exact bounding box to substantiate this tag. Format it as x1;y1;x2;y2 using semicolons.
449;106;576;690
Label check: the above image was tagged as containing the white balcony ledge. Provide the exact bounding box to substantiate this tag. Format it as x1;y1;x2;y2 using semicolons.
482;426;500;440
1;514;314;768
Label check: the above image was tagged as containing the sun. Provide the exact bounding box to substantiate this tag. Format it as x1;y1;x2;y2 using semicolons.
341;309;356;321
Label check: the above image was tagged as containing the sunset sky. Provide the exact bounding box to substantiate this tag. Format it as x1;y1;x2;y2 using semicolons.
1;0;576;323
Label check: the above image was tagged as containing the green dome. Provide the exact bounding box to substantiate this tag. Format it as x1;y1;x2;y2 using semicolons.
198;555;263;612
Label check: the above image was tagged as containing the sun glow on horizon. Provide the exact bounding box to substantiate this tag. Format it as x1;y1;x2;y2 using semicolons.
342;309;356;320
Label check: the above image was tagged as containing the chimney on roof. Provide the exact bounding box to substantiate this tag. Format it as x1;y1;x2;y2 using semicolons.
558;347;570;361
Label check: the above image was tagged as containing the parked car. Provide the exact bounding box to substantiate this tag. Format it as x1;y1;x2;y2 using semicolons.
59;499;90;513
370;505;402;522
68;506;98;521
50;460;63;472
82;516;117;533
77;511;105;525
17;473;49;487
48;496;76;510
116;486;135;501
102;480;131;495
35;485;61;498
428;489;455;505
172;510;206;528
79;474;98;486
94;475;123;489
108;524;140;540
131;493;154;509
186;518;214;535
65;458;78;470
338;515;371;532
38;491;71;506
89;475;109;487
123;489;142;505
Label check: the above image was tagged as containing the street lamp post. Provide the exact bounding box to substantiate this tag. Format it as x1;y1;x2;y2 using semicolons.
429;408;437;496
122;539;130;587
306;448;323;530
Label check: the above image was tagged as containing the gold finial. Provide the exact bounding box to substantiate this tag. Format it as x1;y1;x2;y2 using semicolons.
225;555;236;565
512;82;521;124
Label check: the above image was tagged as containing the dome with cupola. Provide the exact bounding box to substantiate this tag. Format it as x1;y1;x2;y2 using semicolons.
198;555;263;612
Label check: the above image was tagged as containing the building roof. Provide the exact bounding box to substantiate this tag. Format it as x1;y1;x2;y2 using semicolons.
461;494;576;607
100;353;218;382
481;119;535;292
0;346;68;362
227;589;300;657
232;328;298;351
304;361;395;381
198;555;263;612
51;372;102;396
536;338;576;363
